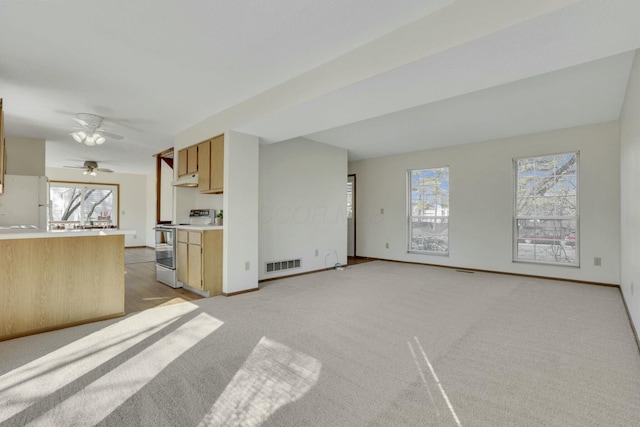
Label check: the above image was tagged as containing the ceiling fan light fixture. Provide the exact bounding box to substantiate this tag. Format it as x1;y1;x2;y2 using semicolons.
70;113;124;145
84;134;97;146
72;131;86;143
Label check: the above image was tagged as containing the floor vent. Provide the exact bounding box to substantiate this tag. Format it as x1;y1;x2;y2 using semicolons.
455;269;475;274
266;259;301;273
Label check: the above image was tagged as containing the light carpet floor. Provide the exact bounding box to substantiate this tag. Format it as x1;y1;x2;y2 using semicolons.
1;261;639;426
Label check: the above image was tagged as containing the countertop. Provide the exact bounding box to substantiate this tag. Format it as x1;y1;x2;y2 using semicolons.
174;225;224;231
0;228;137;240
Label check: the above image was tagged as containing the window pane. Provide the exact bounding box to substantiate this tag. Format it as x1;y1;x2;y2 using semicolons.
51;187;83;222
410;218;448;253
514;153;578;265
50;183;118;229
83;189;113;222
535;156;555;173
346;181;353;219
409;167;449;254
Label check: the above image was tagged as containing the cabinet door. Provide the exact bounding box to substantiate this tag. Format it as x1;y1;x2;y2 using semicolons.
209;135;224;193
187;146;198;174
197;140;211;191
177;148;188;177
177;241;188;284
202;230;223;296
188;243;202;289
0;98;4;195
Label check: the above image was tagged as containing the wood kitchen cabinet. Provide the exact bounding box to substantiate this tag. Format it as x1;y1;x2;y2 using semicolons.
176;229;223;296
0;233;126;341
177;145;198;177
197;134;224;194
0;98;5;195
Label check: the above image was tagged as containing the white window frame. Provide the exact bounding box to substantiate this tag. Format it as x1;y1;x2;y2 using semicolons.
407;166;449;256
513;152;579;266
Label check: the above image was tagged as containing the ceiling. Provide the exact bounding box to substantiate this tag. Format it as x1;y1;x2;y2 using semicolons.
1;0;639;175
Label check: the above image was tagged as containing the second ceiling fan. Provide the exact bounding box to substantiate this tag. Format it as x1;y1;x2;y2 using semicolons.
64;160;114;176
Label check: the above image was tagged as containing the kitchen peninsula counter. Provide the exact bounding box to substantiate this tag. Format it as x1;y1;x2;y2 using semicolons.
0;228;135;239
0;229;135;341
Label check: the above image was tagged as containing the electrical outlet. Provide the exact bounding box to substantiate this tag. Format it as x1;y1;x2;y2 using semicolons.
380;208;384;214
245;261;250;271
385;242;389;249
594;257;602;267
315;249;319;257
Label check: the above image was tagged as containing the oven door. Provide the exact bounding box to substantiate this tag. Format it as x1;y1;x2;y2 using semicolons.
155;227;175;269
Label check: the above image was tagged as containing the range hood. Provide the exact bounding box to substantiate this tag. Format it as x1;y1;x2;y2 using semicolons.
172;173;198;187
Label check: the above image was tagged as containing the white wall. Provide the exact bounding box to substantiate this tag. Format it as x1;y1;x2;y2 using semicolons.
6;136;45;176
223;131;259;293
349;121;620;284
259;138;348;280
46;167;149;247
145;174;155;247
620;49;640;334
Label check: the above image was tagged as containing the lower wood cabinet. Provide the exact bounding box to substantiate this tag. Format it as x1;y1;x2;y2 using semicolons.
177;229;223;296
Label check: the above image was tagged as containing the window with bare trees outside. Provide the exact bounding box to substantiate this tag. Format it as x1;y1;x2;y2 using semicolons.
49;182;118;229
408;167;449;255
514;152;578;265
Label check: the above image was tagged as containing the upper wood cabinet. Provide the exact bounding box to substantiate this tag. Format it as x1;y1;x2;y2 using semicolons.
197;134;224;194
177;145;198;177
197;140;211;190
177;148;188;176
187;146;198;174
0;98;5;195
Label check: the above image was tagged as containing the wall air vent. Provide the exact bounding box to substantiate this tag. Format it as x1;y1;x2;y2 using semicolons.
265;258;301;274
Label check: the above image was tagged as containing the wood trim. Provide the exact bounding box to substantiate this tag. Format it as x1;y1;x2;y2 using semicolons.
0;312;125;342
156;151;161;223
154;147;175;158
348;173;356;257
618;287;640;354
223;288;259;296
350;257;620;287
125;245;148;249
154;147;174;224
259;267;335;283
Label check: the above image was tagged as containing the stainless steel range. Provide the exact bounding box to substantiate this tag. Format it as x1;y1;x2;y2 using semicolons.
154;225;178;287
154;209;216;288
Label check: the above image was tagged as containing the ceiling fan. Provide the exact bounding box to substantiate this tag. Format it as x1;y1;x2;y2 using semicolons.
70;113;124;146
64;160;114;176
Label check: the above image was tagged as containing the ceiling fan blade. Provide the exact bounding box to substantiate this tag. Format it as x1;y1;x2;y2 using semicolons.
96;168;114;173
64;165;86;169
73;117;90;127
100;131;124;140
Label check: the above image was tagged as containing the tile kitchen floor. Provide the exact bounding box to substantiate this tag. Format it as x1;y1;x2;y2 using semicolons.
125;247;202;314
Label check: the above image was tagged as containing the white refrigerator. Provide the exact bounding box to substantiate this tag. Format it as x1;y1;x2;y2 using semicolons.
0;175;50;230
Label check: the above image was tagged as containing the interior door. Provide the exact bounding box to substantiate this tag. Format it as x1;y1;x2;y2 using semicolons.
347;175;355;257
